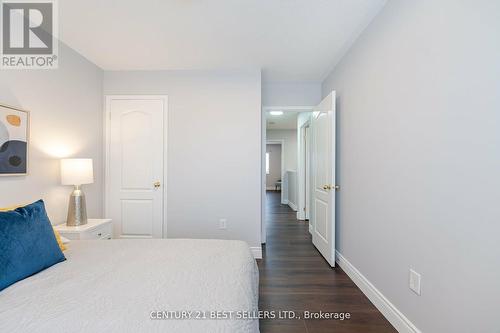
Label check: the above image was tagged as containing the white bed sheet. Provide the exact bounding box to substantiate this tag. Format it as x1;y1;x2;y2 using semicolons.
0;239;259;333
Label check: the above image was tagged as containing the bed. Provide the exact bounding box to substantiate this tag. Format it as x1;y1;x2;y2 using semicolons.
0;239;260;333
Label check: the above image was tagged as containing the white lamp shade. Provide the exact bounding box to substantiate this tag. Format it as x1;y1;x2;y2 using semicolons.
61;158;94;185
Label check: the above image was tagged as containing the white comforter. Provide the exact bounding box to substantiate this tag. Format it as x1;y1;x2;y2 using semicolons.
0;239;260;333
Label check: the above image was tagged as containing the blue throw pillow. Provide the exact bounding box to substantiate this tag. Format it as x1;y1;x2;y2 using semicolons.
0;200;66;291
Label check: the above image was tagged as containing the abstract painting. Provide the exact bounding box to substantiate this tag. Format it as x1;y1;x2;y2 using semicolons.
0;104;29;175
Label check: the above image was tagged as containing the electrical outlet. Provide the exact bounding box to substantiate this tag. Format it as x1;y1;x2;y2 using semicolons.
409;269;421;295
219;218;227;230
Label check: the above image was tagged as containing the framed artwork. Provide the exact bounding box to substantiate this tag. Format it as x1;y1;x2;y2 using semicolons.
0;104;29;176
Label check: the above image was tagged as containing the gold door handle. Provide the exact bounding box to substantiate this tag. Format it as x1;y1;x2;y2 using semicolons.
323;184;340;191
154;181;161;189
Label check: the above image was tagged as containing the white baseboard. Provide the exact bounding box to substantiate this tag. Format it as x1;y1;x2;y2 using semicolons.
335;251;421;333
250;246;262;259
308;223;312;234
288;201;298;211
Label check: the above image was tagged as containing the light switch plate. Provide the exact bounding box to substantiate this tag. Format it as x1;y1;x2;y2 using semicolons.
219;219;227;230
409;269;421;295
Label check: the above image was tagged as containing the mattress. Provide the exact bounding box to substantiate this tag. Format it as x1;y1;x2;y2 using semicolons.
0;239;260;333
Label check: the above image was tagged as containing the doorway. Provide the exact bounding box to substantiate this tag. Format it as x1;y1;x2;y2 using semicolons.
261;107;313;244
261;92;337;267
266;140;284;202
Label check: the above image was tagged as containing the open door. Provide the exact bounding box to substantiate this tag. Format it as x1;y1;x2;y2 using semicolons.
310;91;337;267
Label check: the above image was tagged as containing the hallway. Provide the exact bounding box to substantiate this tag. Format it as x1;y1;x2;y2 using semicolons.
257;191;396;333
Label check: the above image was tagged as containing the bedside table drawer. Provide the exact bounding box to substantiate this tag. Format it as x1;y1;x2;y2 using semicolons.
55;219;113;240
81;223;112;240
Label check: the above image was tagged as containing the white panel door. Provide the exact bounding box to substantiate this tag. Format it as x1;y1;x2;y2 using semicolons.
106;96;166;239
310;91;336;266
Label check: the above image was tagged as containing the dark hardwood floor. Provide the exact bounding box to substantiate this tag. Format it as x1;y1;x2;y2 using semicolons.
257;191;397;333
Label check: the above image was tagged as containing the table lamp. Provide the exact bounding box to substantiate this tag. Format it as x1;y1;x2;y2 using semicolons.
61;158;94;226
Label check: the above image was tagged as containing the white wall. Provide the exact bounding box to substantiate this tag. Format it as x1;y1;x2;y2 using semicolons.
322;1;500;332
103;70;262;248
286;170;297;210
0;43;104;224
262;82;321;106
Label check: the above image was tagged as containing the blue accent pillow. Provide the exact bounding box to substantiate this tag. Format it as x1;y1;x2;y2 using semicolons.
0;200;66;291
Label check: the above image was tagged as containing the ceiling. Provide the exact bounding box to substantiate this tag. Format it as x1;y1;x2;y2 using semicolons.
58;0;386;82
266;111;299;130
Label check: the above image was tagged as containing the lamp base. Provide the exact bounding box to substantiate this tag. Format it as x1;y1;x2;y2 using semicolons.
66;185;88;226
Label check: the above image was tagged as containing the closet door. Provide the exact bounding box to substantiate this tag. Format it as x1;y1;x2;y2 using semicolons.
106;96;167;239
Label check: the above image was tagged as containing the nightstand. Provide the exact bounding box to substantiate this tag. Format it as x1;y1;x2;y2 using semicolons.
54;219;113;240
